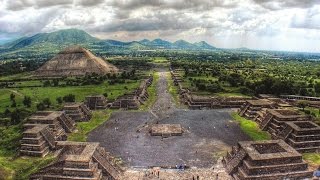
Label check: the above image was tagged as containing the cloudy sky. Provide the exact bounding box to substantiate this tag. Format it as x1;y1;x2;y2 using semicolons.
0;0;320;52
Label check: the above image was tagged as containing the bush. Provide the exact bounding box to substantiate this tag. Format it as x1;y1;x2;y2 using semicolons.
304;110;311;115
36;102;46;111
56;97;63;104
63;94;75;102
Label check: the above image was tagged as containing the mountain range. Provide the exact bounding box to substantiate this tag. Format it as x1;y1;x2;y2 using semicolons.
0;29;216;53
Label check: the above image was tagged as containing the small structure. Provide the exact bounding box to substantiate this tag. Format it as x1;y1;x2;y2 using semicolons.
30;141;123;180
111;76;153;110
63;102;92;122
20;124;56;157
276;121;320;153
257;109;310;137
223;140;313;179
85;95;108;110
24;111;75;140
111;93;140;110
150;124;183;137
181;93;212;109
238;99;275;119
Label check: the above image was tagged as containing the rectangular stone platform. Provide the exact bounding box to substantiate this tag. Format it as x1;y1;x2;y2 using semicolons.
277;121;320;153
223;140;313;180
238;99;275;119
30;141;124;180
20;124;56;157
151;124;183;136
85;95;108;110
63;102;92;122
25;111;75;140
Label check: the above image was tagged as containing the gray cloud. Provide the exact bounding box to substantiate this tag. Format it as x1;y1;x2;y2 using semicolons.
6;0;73;10
252;0;320;10
110;0;238;11
75;0;105;7
93;12;201;32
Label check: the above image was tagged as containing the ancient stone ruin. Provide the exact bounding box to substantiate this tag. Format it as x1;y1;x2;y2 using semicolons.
20;124;56;157
30;141;124;180
256;109;310;137
111;76;153;110
238;99;275;119
276;121;320;153
35;46;119;77
223;140;313;180
150;124;183;137
85;95;108;110
23;111;75;141
63;102;92;122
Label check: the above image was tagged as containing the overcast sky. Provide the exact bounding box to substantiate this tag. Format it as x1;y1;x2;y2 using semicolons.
0;0;320;52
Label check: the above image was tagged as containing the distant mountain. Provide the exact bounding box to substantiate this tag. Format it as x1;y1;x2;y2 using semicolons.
193;41;216;50
3;29;98;49
0;29;217;57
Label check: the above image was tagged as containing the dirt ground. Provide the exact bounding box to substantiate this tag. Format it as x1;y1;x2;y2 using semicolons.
88;70;249;178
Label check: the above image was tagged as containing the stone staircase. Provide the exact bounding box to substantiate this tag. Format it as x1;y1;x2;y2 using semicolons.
239;104;250;117
20;125;54;157
260;113;273;130
224;140;313;180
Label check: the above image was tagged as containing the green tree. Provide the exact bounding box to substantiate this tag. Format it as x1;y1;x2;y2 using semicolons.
23;96;32;107
10;109;21;125
297;100;308;111
63;94;75;102
36;102;46;111
42;98;51;108
56;97;63;104
10;93;15;101
314;82;320;94
11;100;17;107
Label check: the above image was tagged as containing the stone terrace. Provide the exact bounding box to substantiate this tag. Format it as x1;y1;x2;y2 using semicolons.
257;109;310;137
223;140;313;180
20;124;56;157
238;100;276;119
31;141;124;180
85;95;108;110
63;102;92;122
23;111;75;141
277;121;320;153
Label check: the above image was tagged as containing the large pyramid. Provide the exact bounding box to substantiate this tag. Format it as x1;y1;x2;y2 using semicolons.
35;46;119;77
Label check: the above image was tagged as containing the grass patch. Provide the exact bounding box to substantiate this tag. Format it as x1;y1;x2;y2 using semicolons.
167;72;181;107
139;71;159;111
303;153;320;166
68;110;113;142
0;153;55;180
0;80;140;113
231;112;271;141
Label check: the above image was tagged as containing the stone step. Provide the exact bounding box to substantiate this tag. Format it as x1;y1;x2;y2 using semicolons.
242;160;308;175
20;147;49;157
296;146;320;153
291;133;320;141
287;138;320;148
237;167;313;180
42;170;102;180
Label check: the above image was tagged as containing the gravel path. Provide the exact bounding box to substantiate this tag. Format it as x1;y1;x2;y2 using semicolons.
88;69;250;169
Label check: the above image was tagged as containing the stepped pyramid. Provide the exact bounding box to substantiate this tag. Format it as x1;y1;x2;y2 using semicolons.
35;46;119;77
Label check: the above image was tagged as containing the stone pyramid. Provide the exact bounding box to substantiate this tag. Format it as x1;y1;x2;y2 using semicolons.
35;46;119;77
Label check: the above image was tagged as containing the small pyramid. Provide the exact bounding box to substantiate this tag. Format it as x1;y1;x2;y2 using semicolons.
35;46;118;77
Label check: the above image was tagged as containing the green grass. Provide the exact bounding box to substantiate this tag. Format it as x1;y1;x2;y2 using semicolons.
303;153;320;166
231;112;271;141
216;92;251;98
0;153;55;180
139;71;159;111
167;72;181;107
68;110;113;142
0;81;140;113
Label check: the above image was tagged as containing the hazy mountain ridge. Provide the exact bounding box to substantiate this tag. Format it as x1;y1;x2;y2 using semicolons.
1;29;216;53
